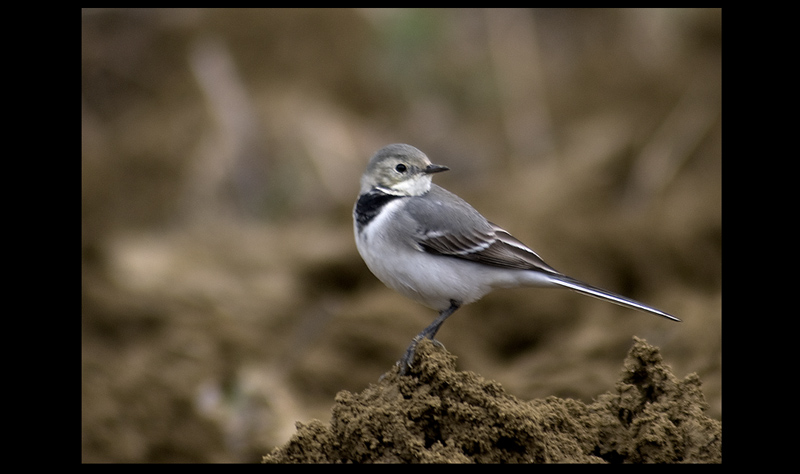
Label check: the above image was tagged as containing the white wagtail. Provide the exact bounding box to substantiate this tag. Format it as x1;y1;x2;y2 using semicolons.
353;143;680;374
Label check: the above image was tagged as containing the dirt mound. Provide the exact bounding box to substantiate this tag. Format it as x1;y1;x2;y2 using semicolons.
264;337;720;463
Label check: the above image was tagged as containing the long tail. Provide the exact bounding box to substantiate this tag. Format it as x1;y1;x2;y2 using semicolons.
549;274;680;322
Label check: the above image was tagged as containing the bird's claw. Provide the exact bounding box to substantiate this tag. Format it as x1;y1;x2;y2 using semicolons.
395;336;446;375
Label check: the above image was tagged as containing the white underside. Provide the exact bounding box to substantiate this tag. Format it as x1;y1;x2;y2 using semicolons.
355;199;556;311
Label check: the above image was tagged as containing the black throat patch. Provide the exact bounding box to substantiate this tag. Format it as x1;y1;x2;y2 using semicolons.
354;189;402;232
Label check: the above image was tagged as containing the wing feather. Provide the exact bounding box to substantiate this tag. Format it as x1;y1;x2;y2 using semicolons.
405;185;559;274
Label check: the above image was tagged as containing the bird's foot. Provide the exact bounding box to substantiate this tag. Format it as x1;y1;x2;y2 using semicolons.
396;336;446;375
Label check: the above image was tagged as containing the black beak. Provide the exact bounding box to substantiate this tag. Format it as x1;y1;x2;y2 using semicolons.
424;164;450;174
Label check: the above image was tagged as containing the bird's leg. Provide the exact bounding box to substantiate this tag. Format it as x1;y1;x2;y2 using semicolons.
397;300;461;375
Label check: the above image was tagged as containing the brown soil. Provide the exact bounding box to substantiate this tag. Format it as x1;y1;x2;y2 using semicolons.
264;337;720;463
82;9;721;463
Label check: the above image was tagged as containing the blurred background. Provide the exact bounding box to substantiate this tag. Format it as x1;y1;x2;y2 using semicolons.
82;8;721;462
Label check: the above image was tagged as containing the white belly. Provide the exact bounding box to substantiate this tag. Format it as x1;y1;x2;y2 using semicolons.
354;200;553;311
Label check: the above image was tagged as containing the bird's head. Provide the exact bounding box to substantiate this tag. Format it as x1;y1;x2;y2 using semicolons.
360;144;449;196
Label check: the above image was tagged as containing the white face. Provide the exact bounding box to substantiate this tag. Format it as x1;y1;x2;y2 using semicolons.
362;155;435;196
386;171;433;196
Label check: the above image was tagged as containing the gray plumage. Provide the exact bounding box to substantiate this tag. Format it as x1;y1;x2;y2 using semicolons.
353;144;679;373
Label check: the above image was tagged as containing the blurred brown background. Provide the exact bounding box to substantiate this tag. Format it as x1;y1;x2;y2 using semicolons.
82;8;721;463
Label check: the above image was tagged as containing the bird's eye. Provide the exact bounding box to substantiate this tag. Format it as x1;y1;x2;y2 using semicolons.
395;164;407;173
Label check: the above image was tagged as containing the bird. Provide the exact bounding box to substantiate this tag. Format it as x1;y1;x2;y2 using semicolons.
353;143;680;374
